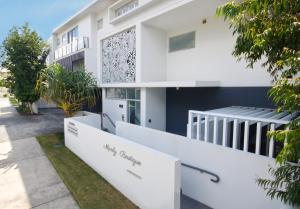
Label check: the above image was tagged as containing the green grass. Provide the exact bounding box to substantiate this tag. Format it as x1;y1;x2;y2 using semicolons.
8;95;19;106
8;95;31;113
37;133;138;209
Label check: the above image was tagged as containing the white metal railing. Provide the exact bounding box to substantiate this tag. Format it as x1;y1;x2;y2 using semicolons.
187;106;297;158
54;37;89;60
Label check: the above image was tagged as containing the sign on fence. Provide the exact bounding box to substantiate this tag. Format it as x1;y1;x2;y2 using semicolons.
64;115;181;209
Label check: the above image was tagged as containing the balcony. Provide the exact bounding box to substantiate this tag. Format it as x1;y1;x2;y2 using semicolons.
54;37;89;60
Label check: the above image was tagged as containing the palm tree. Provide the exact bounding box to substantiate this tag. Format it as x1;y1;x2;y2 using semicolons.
36;64;100;117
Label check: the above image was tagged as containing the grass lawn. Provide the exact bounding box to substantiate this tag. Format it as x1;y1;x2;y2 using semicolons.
37;133;138;209
8;95;19;106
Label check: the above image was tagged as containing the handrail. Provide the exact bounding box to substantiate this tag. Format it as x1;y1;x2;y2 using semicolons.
100;113;116;130
182;163;220;183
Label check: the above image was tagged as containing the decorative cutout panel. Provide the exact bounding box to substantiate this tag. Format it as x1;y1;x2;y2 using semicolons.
102;28;136;83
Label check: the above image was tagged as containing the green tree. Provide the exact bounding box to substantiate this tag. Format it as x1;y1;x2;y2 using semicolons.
217;0;300;207
36;64;100;117
1;24;49;113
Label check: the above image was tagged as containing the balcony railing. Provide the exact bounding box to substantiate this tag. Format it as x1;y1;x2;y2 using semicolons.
54;37;89;60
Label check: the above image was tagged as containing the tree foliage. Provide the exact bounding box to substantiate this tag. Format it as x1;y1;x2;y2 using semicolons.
1;24;49;113
257;163;300;205
36;64;100;117
217;0;300;206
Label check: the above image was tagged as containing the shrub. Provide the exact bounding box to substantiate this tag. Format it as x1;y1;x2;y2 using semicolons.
36;64;100;117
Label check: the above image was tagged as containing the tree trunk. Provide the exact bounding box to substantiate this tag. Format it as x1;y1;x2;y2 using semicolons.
27;102;33;115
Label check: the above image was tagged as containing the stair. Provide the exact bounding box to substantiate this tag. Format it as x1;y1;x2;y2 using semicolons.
181;194;212;209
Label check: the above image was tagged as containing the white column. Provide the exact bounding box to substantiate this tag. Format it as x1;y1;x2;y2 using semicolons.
232;119;239;149
243;121;250;152
204;115;209;142
255;122;262;155
213;116;219;144
268;123;275;158
196;115;201;140
222;118;228;147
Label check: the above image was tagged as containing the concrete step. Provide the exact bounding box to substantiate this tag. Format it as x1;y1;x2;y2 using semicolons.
181;194;212;209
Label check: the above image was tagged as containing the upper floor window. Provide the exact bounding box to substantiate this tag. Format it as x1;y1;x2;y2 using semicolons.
62;33;67;45
97;19;103;30
169;31;196;53
115;0;138;18
56;38;60;46
68;26;79;43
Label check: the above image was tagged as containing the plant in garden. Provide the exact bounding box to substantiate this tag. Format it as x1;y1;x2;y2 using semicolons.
217;0;300;207
36;64;100;117
0;79;4;87
1;24;49;113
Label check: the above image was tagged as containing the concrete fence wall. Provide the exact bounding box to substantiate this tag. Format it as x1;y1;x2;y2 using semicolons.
64;115;181;209
116;121;281;209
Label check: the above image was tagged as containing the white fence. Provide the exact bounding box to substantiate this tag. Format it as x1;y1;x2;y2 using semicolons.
187;106;295;158
64;114;180;209
116;121;281;209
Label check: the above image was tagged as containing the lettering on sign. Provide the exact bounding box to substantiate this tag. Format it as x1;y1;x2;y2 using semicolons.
67;122;78;136
103;144;117;156
103;144;142;167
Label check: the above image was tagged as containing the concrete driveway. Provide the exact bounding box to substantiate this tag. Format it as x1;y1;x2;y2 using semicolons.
0;97;80;209
0;97;64;143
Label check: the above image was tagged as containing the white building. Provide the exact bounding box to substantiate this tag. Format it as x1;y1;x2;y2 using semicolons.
49;0;274;135
49;1;294;209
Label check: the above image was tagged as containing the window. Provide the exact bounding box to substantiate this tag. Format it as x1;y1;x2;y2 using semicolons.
106;88;140;100
68;26;79;43
56;38;60;46
72;58;84;72
115;0;138;18
128;100;140;125
106;88;140;125
97;19;103;30
62;33;67;45
106;88;126;99
169;31;196;52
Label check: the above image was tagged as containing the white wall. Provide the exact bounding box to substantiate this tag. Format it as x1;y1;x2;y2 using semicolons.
94;0;272;87
102;97;128;133
140;24;167;82
95;0;190;84
84;14;98;77
141;88;166;131
65;116;181;209
55;14;92;42
52;14;98;78
116;122;282;209
166;17;271;86
47;36;55;65
51;0;273;86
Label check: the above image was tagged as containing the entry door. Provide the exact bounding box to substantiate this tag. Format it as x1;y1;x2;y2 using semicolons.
103;99;127;132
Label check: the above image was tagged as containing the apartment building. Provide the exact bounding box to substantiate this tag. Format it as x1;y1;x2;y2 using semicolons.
49;1;297;209
49;0;273;135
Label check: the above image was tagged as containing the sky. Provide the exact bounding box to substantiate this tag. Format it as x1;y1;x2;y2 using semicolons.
0;0;93;43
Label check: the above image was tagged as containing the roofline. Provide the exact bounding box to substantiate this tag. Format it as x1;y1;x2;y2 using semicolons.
52;0;108;34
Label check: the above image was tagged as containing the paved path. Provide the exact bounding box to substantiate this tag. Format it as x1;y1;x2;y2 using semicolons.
0;97;64;143
0;97;80;209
